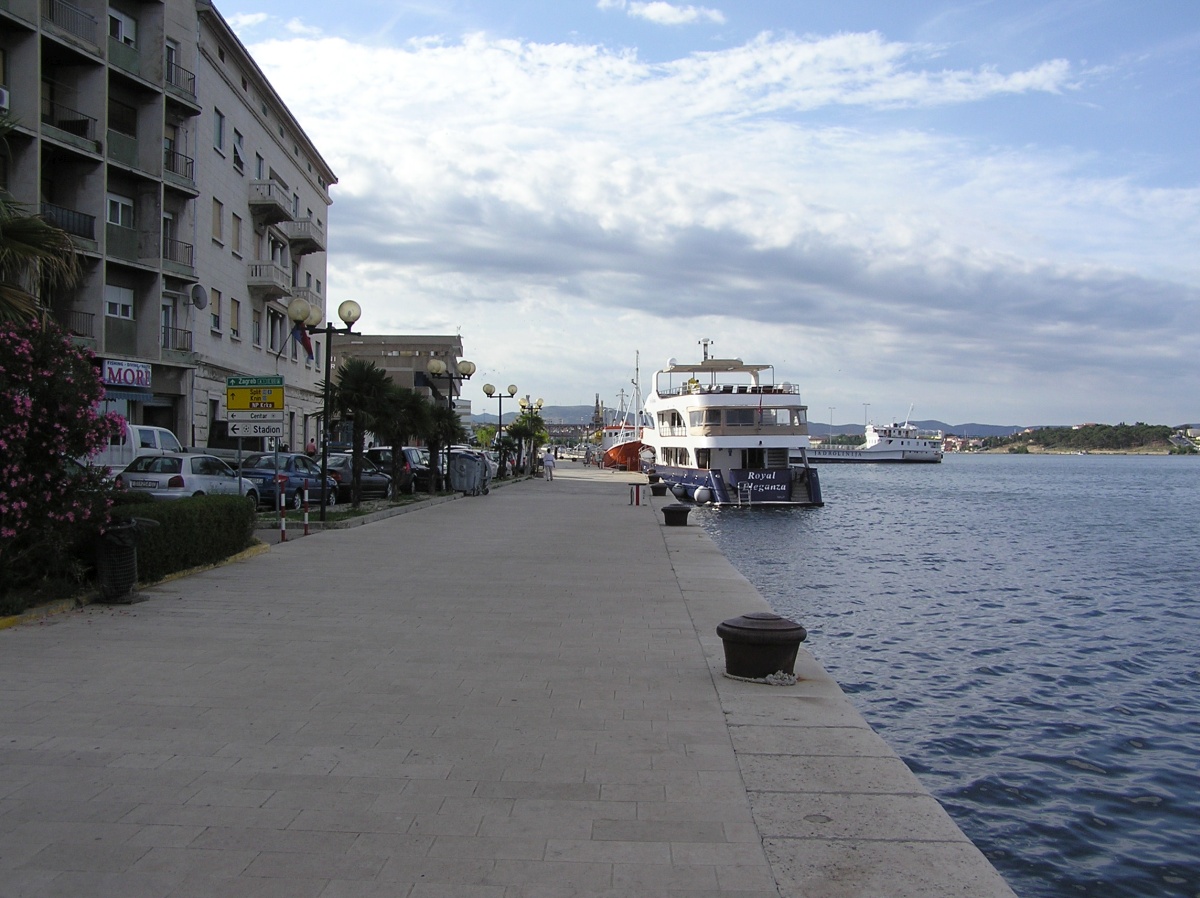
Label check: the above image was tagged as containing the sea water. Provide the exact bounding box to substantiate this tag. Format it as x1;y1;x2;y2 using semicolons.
697;454;1200;898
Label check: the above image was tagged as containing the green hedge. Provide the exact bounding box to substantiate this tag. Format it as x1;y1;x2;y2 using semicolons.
106;495;257;585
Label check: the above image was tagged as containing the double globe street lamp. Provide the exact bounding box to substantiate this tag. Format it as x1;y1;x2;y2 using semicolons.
517;395;544;474
425;356;475;489
482;382;518;476
286;297;362;522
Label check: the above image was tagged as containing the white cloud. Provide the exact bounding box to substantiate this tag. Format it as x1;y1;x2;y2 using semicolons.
242;30;1199;424
628;2;726;26
226;12;269;32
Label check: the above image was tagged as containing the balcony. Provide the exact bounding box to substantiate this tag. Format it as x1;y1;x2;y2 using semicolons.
106;223;157;267
246;260;292;301
41;99;99;151
164;61;200;115
42;0;98;48
162;237;195;277
41;202;96;244
161;325;193;362
248;180;293;226
108;35;140;76
163;148;197;193
281;217;326;255
55;308;96;348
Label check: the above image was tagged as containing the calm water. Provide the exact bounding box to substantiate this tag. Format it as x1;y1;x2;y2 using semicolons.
697;454;1200;898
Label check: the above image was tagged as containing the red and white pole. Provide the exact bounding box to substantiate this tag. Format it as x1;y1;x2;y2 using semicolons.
302;479;310;536
277;473;287;542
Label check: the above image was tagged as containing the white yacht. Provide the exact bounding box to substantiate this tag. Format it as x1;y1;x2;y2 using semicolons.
641;342;822;506
796;420;944;464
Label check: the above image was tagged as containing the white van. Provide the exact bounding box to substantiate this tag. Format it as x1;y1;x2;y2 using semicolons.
89;424;184;476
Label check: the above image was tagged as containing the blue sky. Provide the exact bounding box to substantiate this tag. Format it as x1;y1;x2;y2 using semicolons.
218;0;1199;426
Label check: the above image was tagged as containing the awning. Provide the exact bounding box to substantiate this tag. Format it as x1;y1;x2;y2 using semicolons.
103;388;153;402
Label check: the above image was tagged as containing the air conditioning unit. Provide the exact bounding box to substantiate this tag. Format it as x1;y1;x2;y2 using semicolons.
0;87;9;113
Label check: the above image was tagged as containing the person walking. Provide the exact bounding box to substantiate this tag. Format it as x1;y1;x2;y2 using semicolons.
305;438;317;458
542;448;556;481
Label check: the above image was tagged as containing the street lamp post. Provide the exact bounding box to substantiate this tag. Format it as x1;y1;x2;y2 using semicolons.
482;382;518;476
287;297;362;523
517;395;544;474
425;356;474;489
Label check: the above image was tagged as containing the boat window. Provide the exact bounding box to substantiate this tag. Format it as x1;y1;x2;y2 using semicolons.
696;448;711;469
741;448;765;469
726;408;755;426
688;409;721;427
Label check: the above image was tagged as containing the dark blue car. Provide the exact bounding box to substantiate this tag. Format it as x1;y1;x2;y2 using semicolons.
238;452;337;509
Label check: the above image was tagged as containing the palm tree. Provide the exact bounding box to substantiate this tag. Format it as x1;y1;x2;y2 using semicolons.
373;385;432;497
424;403;465;492
328;358;390;507
0;117;81;323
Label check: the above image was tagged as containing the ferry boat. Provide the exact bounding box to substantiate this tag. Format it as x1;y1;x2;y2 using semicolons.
641;341;822;506
794;419;944;464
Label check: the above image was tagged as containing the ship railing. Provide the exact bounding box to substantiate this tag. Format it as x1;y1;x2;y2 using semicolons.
660;383;800;397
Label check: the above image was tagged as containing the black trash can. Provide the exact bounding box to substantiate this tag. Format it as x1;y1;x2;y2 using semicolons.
95;518;158;603
96;521;139;601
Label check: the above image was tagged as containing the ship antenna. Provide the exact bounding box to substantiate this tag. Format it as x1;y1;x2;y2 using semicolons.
699;338;713;361
905;402;914;426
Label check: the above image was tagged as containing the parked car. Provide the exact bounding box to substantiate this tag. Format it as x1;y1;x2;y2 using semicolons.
116;453;258;504
87;424;183;477
364;446;414;495
403;446;436;492
325;454;391;501
238;452;336;509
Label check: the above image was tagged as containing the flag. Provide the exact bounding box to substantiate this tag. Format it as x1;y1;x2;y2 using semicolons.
291;322;314;360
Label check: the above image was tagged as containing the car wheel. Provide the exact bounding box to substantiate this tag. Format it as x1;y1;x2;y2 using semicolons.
325;488;337;508
245;490;259;507
292;490;306;511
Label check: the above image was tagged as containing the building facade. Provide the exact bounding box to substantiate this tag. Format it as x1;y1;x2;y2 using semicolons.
0;0;335;451
332;333;474;425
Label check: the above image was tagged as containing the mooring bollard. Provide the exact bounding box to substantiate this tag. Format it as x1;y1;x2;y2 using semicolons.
716;612;807;679
661;503;691;526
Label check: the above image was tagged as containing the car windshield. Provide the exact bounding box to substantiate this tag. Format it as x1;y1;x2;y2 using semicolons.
241;455;277;469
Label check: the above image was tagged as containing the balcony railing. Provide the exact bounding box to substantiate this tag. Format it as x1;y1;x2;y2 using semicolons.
281;217;326;255
162;237;194;268
246;260;292;300
56;308;95;339
41;99;97;142
163;147;194;180
248;180;293;225
41;202;96;240
165;61;196;98
42;0;98;44
161;325;192;353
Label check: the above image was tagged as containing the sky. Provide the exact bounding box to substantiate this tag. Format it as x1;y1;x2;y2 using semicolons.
218;0;1199;427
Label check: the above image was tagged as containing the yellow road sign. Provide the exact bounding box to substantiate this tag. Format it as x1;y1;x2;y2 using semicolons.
226;386;285;411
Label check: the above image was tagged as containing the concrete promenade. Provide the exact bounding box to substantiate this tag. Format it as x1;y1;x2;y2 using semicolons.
0;465;1017;897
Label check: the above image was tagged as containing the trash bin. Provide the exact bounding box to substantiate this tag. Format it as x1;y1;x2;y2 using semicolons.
95;518;159;603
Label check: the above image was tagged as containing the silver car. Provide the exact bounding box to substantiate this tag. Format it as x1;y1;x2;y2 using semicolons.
116;453;259;504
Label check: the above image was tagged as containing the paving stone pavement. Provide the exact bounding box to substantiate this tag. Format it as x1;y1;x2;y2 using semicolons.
0;464;1017;897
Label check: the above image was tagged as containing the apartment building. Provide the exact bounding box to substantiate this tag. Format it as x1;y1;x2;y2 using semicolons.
0;0;336;451
333;333;475;425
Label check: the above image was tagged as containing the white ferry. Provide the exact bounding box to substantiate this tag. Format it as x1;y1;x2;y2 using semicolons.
795;420;944;464
641;341;822;506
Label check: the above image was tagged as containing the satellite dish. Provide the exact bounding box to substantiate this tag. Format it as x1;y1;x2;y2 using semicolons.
190;284;209;310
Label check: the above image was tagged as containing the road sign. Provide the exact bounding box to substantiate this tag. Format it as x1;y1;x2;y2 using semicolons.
226;386;285;411
228;420;285;438
226;375;283;388
228;410;284;423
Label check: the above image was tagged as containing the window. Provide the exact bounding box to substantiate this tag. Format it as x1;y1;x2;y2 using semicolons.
210;289;221;332
232;129;244;172
211;198;223;241
213;108;225;150
314;339;322;368
109;10;137;47
229;298;241;339
252;309;262;346
106;193;134;227
231;214;242;256
255;153;264;179
104;284;134;319
725;409;756;426
316;278;322;295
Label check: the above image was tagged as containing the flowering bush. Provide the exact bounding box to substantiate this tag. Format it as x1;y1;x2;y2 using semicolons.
0;319;123;606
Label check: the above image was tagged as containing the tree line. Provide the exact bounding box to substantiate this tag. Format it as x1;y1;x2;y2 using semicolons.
981;423;1181;452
